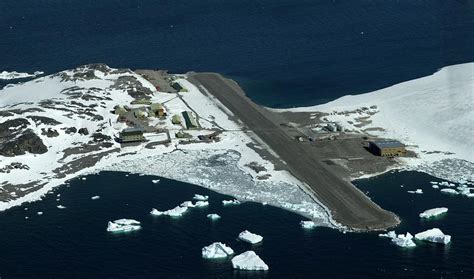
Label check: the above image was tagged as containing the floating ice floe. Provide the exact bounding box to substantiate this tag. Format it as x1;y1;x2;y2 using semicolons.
430;181;438;185
107;219;141;233
37;211;43;215
419;207;448;219
150;206;188;217
207;213;221;220
202;242;234;259
91;195;101;200
391;233;416;248
407;189;423;194
222;199;240;206
300;220;317;229
151;179;160;184
432;185;439;189
57;205;67;209
25;216;29;220
440;189;458;195
81;177;87;181
415;228;451;244
180;201;196;208
238;230;263;244
193;194;209;201
194;201;209;207
57;194;61;197
231;251;269;271
378;231;397;239
378;231;416;247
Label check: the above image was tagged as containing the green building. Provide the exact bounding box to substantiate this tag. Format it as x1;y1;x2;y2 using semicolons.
118;127;145;143
182;111;198;129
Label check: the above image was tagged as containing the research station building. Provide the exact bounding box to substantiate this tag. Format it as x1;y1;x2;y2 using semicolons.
368;140;406;157
118;127;145;143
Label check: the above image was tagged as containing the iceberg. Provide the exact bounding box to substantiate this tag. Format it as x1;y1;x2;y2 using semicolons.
378;230;397;239
231;251;269;271
429;181;438;185
238;230;263;244
300;220;317;229
193;194;209;201
207;213;221;220
440;189;458;195
37;211;43;215
202;242;234;259
391;233;416;248
91;195;101;200
432;185;439;189
194;201;209;207
150;205;188;217
151;179;160;184
222;199;240;206
415;228;451;244
107;219;141;233
407;189;423;194
419;207;448;219
57;205;67;209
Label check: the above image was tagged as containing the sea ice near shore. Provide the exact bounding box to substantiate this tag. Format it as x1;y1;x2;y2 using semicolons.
419;207;448;219
379;231;416;247
222;199;240;206
202;242;234;259
300;220;317;229
238;230;263;244
107;219;141;232
231;251;269;271
193;194;209;201
415;228;451;244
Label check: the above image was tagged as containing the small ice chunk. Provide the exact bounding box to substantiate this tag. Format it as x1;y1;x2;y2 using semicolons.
202;242;234;259
207;213;221;220
391;232;416;248
415;228;451;244
91;195;101;200
151;179;160;184
57;205;67;209
238;230;263;244
81;177;87;181
150;205;188;217
193;194;209;201
107;219;141;232
194;201;209;207
24;207;28;211
378;230;397;239
57;194;61;197
180;201;196;208
430;181;438;185
407;189;423;194
419;207;448;219
222;199;240;206
25;216;29;220
432;185;439;189
231;251;269;271
37;212;43;215
440;189;458;195
300;220;317;229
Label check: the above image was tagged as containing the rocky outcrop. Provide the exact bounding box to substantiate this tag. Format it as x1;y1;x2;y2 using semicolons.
0;130;47;156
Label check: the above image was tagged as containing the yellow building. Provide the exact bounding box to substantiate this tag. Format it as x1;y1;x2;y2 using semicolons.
369;140;406;157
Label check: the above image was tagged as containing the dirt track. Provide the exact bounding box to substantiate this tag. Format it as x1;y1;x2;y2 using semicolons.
188;72;400;231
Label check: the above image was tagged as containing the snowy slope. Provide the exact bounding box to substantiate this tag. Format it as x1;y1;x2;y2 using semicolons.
276;63;474;181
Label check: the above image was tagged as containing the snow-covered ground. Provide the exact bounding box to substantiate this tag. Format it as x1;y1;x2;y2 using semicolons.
275;63;474;183
0;70;44;80
0;64;334;227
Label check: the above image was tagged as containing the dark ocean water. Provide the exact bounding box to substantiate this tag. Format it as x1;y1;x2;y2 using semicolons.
0;0;473;107
1;0;473;278
0;171;472;278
